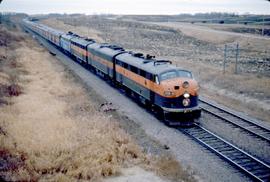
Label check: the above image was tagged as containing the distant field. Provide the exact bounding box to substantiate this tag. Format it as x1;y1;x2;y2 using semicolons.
119;14;270;25
117;14;270;36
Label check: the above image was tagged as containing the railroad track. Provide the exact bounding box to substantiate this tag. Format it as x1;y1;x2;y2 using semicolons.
199;99;270;143
180;124;270;182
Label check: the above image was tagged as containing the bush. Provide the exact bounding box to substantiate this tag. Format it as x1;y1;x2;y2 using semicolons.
7;83;22;96
219;20;225;24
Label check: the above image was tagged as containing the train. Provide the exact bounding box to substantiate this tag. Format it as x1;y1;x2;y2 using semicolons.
22;18;201;126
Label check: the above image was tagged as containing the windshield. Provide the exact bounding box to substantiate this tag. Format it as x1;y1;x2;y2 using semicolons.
159;70;192;81
178;70;193;78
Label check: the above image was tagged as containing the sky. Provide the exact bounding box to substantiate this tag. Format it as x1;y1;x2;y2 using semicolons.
0;0;269;15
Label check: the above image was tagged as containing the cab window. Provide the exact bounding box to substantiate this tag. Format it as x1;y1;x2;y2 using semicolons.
159;70;192;81
178;70;192;78
160;71;178;81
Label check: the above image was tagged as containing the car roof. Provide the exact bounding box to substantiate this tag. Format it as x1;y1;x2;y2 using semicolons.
38;24;64;35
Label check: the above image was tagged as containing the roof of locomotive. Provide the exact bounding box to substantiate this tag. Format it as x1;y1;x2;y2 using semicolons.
50;29;65;36
88;43;125;58
71;36;95;47
61;33;75;40
115;52;178;75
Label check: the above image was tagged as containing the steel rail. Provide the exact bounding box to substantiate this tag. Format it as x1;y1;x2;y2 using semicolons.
199;99;270;143
180;124;270;182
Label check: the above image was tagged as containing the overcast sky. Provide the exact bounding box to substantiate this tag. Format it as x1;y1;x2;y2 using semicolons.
0;0;269;15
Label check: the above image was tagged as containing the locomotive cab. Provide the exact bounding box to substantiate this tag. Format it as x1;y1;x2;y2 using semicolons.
154;69;201;124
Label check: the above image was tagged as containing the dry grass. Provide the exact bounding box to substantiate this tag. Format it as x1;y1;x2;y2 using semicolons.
0;23;194;182
0;40;145;181
0;27;25;47
0;28;24;102
0;25;143;181
150;156;196;182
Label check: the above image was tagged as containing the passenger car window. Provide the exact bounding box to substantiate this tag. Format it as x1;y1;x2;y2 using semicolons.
116;60;122;66
146;73;154;81
130;66;138;74
140;70;146;77
123;63;129;69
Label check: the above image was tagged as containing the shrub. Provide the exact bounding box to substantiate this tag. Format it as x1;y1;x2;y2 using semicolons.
7;83;21;96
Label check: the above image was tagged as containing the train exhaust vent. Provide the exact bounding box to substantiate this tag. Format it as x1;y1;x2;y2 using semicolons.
133;53;144;58
84;38;95;42
146;54;155;59
100;44;124;51
143;60;153;64
153;60;172;66
68;31;79;37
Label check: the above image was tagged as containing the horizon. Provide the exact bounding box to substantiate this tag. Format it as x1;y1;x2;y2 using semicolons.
1;12;269;16
0;0;270;15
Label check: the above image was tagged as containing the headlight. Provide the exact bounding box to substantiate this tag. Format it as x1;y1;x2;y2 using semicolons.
183;92;190;98
164;91;174;96
182;81;189;88
182;99;190;107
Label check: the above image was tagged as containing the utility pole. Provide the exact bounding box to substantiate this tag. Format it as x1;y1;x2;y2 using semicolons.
4;36;7;58
262;17;265;36
235;43;239;74
88;21;90;37
223;44;227;74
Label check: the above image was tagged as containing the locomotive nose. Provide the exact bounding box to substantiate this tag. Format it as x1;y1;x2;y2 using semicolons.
161;78;199;98
173;80;190;90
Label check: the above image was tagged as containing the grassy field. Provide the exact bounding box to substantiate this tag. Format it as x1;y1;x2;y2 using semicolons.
0;20;195;181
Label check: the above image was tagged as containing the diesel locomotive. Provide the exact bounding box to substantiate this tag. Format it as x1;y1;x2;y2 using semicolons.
23;19;201;125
